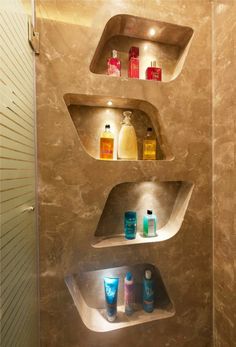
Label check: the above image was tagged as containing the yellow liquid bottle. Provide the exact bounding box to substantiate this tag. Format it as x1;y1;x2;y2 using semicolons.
100;124;114;160
143;127;157;160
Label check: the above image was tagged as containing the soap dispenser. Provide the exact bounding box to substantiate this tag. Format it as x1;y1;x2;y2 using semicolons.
118;111;138;160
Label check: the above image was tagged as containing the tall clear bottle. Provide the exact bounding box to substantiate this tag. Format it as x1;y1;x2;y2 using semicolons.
118;111;138;160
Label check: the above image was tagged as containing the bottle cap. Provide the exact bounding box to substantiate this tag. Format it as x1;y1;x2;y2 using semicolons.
112;50;118;58
129;46;139;59
126;272;133;281
151;61;157;67
147;127;153;132
125;211;137;219
105;124;110;129
147;210;153;215
145;269;152;280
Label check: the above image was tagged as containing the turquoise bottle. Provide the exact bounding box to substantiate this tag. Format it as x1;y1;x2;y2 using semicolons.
143;210;157;237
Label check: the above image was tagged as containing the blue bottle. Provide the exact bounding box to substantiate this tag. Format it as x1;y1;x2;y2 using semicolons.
124;211;137;239
143;269;154;313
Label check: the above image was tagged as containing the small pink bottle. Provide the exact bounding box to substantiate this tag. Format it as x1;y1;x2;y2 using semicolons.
146;61;162;81
128;46;139;79
107;50;121;77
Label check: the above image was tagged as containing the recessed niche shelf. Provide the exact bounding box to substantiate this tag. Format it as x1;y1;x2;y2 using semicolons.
90;14;194;82
64;93;173;161
92;181;194;248
65;263;175;332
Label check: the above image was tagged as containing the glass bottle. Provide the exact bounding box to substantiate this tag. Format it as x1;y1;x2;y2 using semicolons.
118;111;138;160
128;46;139;79
107;50;121;77
146;61;162;81
100;124;114;160
143;127;157;160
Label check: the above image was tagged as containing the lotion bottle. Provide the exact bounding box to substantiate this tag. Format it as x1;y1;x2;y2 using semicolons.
118;111;138;160
124;272;135;316
143;269;154;313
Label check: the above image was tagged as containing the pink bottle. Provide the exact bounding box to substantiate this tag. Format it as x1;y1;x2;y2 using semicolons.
107;50;121;77
128;46;139;79
146;61;162;81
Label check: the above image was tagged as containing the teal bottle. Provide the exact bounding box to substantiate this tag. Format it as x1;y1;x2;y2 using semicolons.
124;211;137;240
143;210;157;237
143;269;154;313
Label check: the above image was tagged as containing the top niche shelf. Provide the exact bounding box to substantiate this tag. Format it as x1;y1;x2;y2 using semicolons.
90;14;194;82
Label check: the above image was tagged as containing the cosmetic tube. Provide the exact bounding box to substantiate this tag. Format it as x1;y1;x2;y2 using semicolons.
104;277;119;322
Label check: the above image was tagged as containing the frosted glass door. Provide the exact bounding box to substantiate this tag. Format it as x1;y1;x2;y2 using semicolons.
0;0;39;346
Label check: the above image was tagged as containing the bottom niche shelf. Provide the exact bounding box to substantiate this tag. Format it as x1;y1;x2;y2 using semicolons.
65;263;175;332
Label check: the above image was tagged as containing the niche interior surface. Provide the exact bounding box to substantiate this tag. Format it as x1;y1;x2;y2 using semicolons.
90;14;194;81
64;93;173;161
93;181;194;248
65;263;175;332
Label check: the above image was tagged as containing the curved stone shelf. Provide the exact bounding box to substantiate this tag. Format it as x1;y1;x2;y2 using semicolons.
92;181;194;248
90;14;194;82
64;93;173;161
65;263;175;332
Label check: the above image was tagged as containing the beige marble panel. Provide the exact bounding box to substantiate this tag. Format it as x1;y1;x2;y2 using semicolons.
36;1;213;346
213;1;236;346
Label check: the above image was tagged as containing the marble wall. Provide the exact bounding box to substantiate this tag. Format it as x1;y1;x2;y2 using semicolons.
36;1;213;346
213;1;236;346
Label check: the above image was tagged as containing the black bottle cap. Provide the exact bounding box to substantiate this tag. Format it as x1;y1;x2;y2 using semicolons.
147;127;153;131
105;124;110;129
147;210;153;215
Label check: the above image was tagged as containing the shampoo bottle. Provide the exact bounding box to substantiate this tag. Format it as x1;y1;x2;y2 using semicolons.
118;111;138;160
143;269;154;313
124;211;137;240
143;210;157;237
124;272;135;316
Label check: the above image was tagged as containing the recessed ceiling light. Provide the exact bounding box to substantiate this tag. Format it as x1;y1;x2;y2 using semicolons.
149;28;156;37
107;100;113;106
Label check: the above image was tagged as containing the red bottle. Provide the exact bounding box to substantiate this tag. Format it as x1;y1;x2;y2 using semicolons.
146;61;162;81
107;50;121;77
128;46;139;79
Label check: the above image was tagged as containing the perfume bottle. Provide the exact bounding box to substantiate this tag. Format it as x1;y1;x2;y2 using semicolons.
143;127;157;160
100;124;114;160
107;50;121;77
143;210;157;237
124;211;137;240
146;61;162;81
118;111;138;160
128;46;139;79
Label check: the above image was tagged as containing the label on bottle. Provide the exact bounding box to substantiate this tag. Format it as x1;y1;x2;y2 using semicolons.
108;64;120;77
128;58;139;78
143;140;156;160
151;68;162;81
147;219;156;236
100;138;114;159
143;280;154;312
124;282;135;315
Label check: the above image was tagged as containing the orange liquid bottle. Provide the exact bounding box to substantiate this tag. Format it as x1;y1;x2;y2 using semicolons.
100;124;114;160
